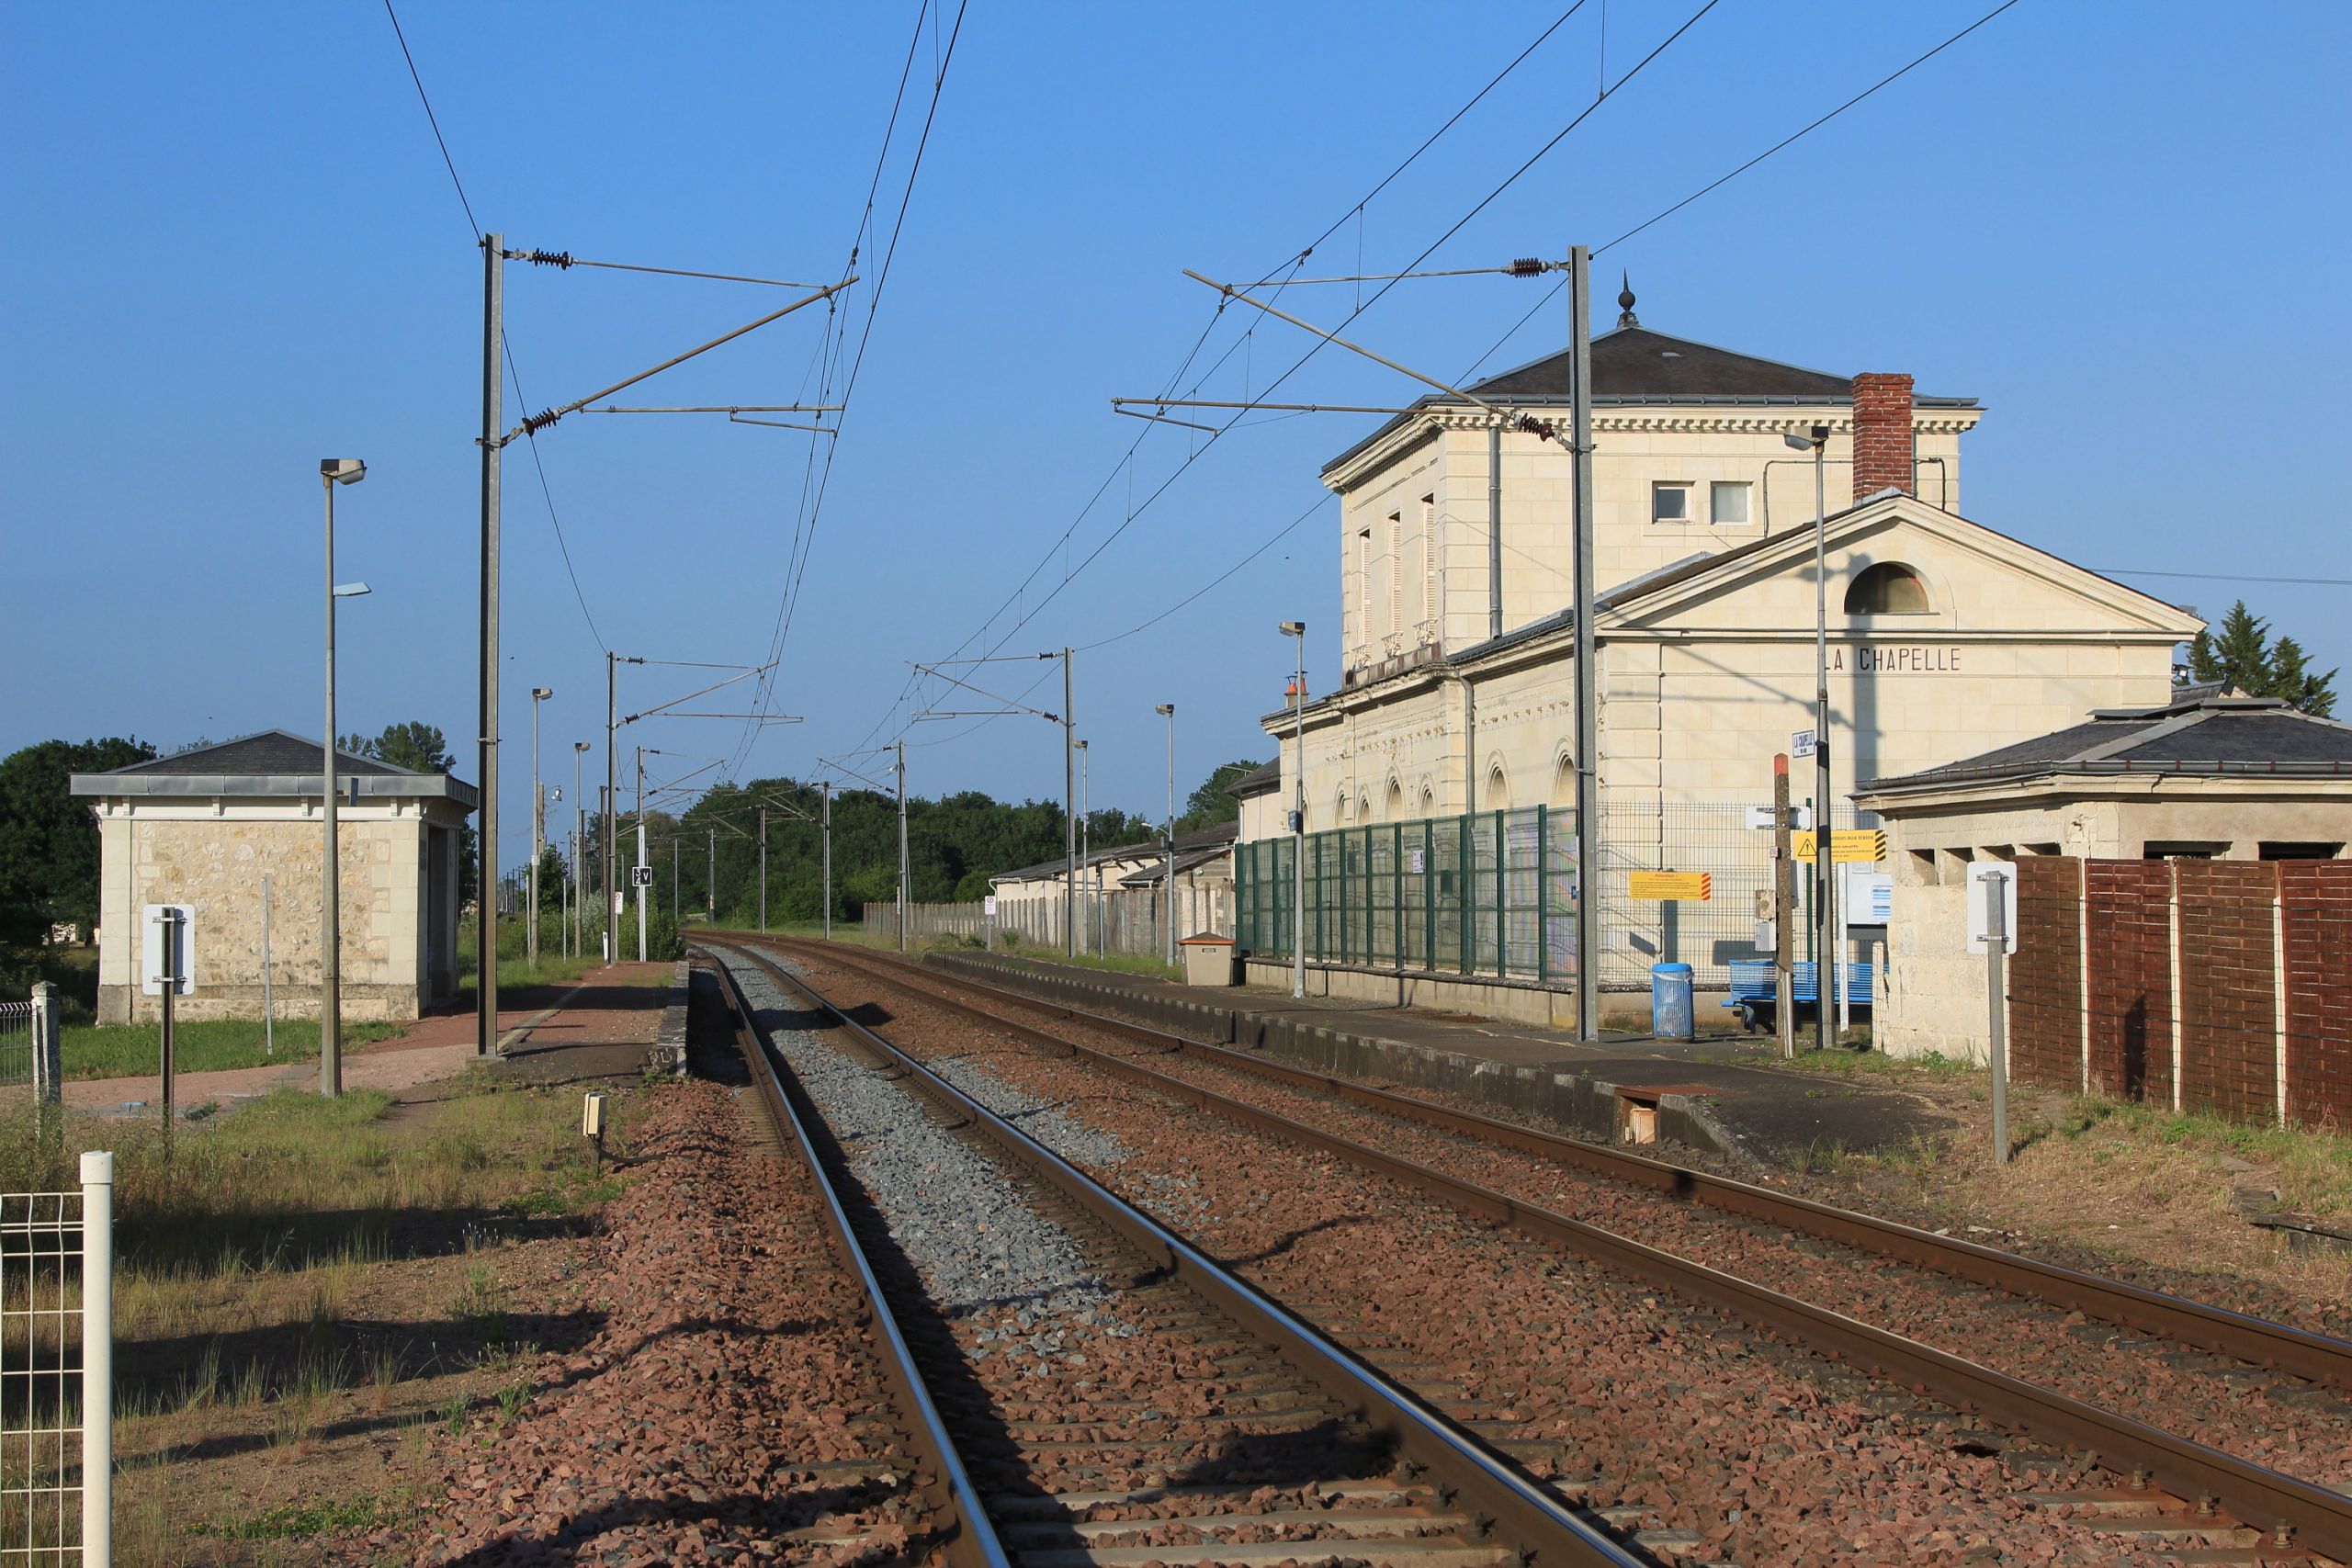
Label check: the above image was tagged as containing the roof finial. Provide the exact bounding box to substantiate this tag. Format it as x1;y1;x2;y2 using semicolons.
1616;271;1639;329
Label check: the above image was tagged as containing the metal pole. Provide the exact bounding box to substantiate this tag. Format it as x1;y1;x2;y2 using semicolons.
1814;434;1834;1052
1567;246;1600;1043
706;826;714;924
759;806;767;932
896;740;909;953
529;690;545;966
158;907;177;1126
821;782;832;941
261;874;274;1060
605;651;617;965
322;472;342;1095
1063;649;1077;959
78;1149;112;1568
1986;867;2010;1164
634;749;647;962
478;231;503;1061
1076;740;1091;954
1774;754;1796;1059
572;743;586;959
1160;703;1177;964
672;835;678;925
1487;420;1503;639
1292;630;1307;998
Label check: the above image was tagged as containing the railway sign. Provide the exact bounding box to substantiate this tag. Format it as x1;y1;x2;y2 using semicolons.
1791;728;1817;759
1792;829;1886;863
630;865;653;888
1743;804;1814;830
1629;871;1711;901
1968;863;2018;954
141;904;194;996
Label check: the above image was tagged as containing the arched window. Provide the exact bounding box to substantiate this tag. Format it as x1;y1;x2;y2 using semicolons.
1335;789;1351;825
1845;562;1930;615
1419;786;1436;818
1554;754;1577;807
1385;780;1404;820
1486;764;1510;812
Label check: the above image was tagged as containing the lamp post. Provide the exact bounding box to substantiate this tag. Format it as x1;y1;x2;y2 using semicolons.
529;688;552;965
571;741;589;959
319;457;368;1098
1279;621;1306;999
1784;423;1834;1051
1075;739;1091;953
1156;704;1177;964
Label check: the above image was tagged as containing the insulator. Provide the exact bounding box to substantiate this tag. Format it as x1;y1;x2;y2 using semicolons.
522;407;563;435
1505;257;1548;277
525;249;574;269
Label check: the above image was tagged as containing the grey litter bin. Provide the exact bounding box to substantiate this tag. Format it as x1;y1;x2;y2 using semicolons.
1650;962;1695;1041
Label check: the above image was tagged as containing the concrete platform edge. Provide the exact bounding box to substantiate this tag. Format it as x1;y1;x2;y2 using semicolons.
652;960;691;1077
922;953;1762;1169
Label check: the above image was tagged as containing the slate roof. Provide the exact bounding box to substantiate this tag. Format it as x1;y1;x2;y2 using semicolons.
991;820;1238;886
69;728;478;807
1227;758;1282;797
1859;696;2352;795
105;729;409;777
1323;321;1976;477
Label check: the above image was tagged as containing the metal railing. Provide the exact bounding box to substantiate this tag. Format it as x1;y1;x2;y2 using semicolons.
0;1009;29;1090
0;1152;112;1566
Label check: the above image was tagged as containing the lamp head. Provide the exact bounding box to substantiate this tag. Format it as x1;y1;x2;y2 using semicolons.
573;741;591;753
1156;703;1173;716
332;581;371;598
1074;739;1087;750
1781;433;1815;453
321;458;367;486
1278;620;1306;637
532;687;554;701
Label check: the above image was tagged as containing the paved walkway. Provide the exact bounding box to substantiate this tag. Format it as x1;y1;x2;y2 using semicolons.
929;953;1952;1165
64;962;675;1116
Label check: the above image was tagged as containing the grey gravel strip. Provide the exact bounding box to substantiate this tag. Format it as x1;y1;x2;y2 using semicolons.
708;945;1127;1356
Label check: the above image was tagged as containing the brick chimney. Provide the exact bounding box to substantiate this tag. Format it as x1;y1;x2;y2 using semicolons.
1849;371;1914;502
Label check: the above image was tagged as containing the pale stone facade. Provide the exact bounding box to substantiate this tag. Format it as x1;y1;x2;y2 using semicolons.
73;732;474;1024
1854;696;2352;1061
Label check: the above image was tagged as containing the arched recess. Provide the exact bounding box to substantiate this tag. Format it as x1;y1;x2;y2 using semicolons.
1845;561;1930;615
1552;752;1578;807
1486;762;1510;812
1385;779;1404;821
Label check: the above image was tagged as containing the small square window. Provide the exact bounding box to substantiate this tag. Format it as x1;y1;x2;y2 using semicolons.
1710;481;1751;526
1651;482;1691;525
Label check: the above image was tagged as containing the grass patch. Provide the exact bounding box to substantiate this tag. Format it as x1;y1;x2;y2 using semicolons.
2047;1098;2352;1220
1763;1045;1984;1083
196;1495;403;1540
59;1016;401;1080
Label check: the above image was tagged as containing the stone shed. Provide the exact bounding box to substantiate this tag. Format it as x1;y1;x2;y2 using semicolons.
71;730;476;1024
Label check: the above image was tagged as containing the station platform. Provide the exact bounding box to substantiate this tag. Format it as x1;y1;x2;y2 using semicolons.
917;951;1952;1169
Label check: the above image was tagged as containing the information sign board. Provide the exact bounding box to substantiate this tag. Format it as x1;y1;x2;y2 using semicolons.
1792;829;1887;863
1629;871;1712;901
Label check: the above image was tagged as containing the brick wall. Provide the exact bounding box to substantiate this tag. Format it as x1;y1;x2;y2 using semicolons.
2173;861;2280;1122
2282;861;2352;1129
2085;860;2174;1105
1849;372;1916;501
2009;857;2083;1090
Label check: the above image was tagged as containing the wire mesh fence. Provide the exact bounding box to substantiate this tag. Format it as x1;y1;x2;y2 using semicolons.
865;885;1233;961
1238;799;1874;992
0;1153;110;1566
0;1010;28;1092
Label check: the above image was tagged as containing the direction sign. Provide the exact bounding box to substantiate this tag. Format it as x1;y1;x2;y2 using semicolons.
1792;728;1817;759
1968;863;2018;953
1792;829;1886;863
1743;804;1815;830
141;904;194;996
1629;871;1712;901
630;865;653;888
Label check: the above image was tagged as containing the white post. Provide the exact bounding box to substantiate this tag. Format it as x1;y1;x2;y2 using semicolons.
259;874;274;1060
30;980;60;1107
80;1149;113;1567
1984;868;2009;1166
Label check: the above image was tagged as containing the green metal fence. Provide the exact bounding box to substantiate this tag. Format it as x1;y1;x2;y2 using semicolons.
1235;806;1580;986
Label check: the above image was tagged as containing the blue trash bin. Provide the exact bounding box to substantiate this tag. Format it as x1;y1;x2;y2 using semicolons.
1651;962;1695;1041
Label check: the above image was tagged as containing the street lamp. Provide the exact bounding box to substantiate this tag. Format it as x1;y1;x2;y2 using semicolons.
1783;424;1834;1051
571;741;591;959
1156;704;1177;965
1074;739;1092;955
320;457;367;1098
529;688;552;966
1279;621;1306;999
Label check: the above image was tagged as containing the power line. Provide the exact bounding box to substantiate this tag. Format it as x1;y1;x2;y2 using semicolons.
380;0;608;653
2095;569;2352;589
1459;0;2025;383
843;2;1605;761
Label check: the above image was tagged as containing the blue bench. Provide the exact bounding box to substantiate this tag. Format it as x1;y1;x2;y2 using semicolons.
1723;960;1873;1033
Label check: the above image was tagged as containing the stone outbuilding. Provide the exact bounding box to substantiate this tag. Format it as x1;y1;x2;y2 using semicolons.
1853;692;2352;1059
71;730;476;1023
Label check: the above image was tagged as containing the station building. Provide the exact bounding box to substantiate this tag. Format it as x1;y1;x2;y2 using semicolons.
1245;288;2203;1005
71;731;475;1024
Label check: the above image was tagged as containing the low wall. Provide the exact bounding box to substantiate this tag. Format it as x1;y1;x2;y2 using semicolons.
98;980;419;1026
924;951;1751;1165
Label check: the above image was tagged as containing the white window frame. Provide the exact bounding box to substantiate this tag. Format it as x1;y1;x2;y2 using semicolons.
1709;479;1753;528
1651;481;1693;525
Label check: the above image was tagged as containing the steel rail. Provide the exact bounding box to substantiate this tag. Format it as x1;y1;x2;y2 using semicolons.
760;935;2352;1392
704;952;1011;1568
743;935;2352;1561
702;941;1646;1568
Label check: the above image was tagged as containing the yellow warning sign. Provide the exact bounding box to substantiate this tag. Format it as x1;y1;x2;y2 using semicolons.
1792;829;1887;863
1629;871;1713;901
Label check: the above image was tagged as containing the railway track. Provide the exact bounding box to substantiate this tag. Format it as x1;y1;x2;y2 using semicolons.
700;941;1653;1568
729;931;2352;1566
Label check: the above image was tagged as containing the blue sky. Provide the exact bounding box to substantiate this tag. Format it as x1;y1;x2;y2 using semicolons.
5;2;2346;859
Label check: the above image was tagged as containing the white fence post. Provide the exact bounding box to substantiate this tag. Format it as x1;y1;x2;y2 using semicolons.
30;981;60;1106
79;1150;111;1567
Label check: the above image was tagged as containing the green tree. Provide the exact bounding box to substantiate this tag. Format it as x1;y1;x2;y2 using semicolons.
1175;759;1264;833
342;720;473;900
2184;600;2338;716
0;737;157;933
